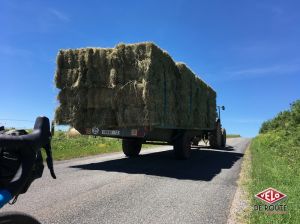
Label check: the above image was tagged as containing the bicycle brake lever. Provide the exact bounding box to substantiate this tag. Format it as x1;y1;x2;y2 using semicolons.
44;142;56;179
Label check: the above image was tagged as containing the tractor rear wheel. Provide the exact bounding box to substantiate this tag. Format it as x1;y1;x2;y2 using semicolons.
192;137;200;146
122;139;142;157
209;122;222;149
221;128;226;148
174;133;192;159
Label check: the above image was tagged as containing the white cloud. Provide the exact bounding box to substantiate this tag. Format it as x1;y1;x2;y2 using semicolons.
48;8;70;22
206;61;300;82
270;6;284;15
256;3;285;16
0;45;32;57
226;118;263;124
228;62;300;79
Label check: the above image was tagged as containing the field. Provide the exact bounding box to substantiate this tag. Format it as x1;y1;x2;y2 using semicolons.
50;132;123;160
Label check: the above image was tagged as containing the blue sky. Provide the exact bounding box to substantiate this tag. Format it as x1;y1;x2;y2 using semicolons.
0;0;299;137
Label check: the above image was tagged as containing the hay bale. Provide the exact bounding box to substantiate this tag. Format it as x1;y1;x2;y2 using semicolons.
54;42;216;132
67;128;81;137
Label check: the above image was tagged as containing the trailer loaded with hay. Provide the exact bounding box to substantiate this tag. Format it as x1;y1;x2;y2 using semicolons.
54;42;226;159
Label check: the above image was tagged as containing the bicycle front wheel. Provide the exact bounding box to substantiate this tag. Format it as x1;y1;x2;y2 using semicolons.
0;211;41;224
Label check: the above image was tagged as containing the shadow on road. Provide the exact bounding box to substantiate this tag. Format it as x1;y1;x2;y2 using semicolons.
70;148;243;181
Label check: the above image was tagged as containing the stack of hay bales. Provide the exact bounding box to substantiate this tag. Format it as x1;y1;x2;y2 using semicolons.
55;42;216;133
176;63;216;129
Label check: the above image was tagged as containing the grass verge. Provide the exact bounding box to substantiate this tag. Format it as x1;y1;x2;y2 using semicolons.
227;134;241;138
48;132;152;160
247;129;300;223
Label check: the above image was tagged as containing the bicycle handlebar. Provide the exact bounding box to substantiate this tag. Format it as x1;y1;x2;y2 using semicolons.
0;116;56;208
0;117;50;149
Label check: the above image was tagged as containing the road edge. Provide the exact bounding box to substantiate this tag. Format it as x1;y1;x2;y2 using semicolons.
227;142;252;224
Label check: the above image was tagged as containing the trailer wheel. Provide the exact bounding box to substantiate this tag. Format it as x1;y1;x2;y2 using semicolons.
209;122;222;149
122;139;142;157
174;133;191;159
221;128;226;148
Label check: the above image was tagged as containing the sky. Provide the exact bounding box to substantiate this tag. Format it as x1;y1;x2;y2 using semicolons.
0;0;299;137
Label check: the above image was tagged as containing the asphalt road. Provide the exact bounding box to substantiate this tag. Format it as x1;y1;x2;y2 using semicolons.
2;138;250;224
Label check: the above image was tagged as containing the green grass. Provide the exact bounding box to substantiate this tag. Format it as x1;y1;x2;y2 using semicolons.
48;132;152;160
227;134;241;138
248;128;300;223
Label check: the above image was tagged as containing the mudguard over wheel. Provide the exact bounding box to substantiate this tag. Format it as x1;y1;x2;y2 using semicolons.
173;133;191;159
122;139;142;157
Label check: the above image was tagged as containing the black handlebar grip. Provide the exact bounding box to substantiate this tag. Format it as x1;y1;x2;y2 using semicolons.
45;143;56;179
6;148;36;196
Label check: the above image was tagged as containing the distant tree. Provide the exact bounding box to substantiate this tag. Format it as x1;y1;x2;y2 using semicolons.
259;100;300;134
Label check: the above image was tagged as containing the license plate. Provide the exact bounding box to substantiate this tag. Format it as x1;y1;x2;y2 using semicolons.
131;129;138;136
101;130;120;135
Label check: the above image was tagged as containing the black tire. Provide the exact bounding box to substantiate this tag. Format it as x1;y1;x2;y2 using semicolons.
0;212;41;224
122;139;142;157
191;137;199;146
209;121;222;149
221;128;226;148
173;133;191;159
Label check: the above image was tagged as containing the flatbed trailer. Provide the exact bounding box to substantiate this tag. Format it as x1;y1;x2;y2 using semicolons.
80;115;226;159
